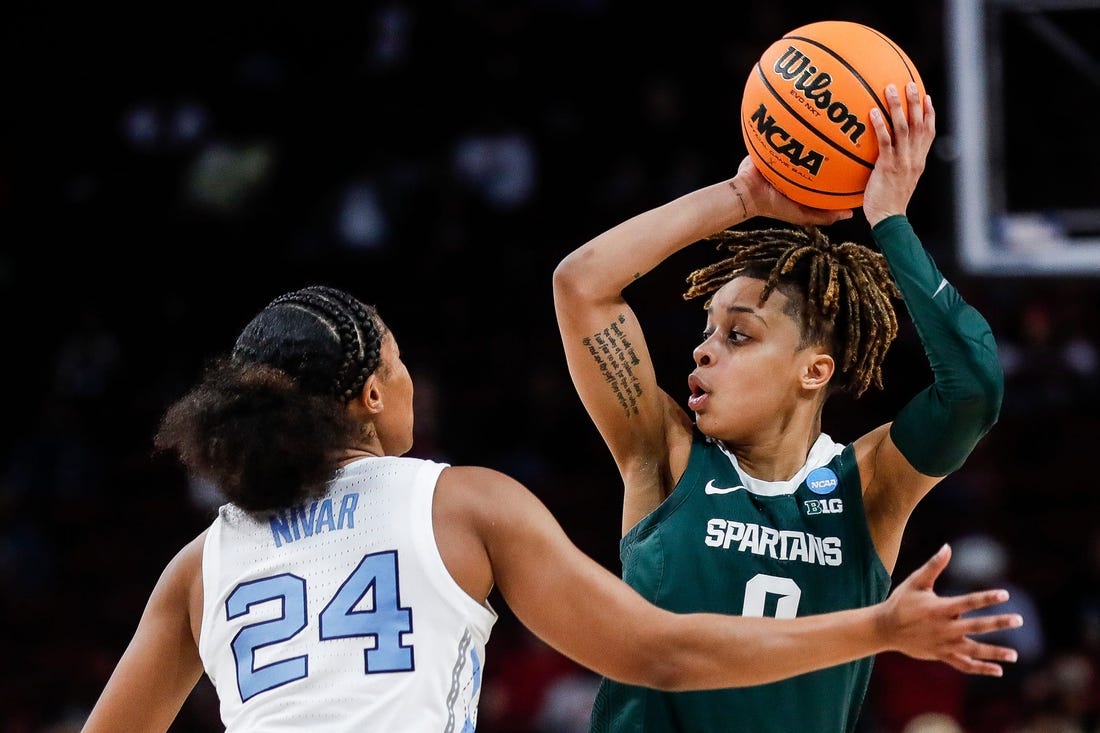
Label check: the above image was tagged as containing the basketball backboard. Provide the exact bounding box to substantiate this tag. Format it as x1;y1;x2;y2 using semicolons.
947;0;1100;276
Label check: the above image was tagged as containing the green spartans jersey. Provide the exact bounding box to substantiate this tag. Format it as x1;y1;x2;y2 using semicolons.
589;430;891;733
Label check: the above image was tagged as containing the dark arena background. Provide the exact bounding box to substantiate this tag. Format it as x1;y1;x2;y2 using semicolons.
3;2;1099;731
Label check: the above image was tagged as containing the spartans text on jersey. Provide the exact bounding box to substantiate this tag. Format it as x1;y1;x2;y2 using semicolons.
704;519;842;566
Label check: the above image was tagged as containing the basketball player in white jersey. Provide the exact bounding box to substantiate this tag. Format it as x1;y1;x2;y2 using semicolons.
81;285;1021;732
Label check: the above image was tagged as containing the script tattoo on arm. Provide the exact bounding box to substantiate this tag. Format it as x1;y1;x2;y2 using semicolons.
728;179;749;219
581;314;644;418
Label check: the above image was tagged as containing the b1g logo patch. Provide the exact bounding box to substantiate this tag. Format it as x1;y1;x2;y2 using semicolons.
805;467;839;495
804;498;844;516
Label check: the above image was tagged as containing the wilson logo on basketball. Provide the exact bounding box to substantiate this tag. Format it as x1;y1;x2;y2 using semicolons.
772;46;867;144
749;103;825;176
741;20;923;208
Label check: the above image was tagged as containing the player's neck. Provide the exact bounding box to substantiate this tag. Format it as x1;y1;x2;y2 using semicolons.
726;417;823;482
335;447;385;466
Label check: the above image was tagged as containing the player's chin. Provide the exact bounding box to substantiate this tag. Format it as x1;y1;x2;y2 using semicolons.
693;412;721;438
696;410;752;444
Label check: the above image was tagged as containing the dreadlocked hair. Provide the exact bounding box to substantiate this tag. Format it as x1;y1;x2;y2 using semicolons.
683;226;900;397
154;285;385;513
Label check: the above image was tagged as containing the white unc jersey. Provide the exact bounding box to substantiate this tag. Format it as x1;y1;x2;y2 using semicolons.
198;456;498;732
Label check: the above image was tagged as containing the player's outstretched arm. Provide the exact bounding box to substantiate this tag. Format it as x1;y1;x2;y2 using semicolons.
867;543;1019;675
460;466;1020;691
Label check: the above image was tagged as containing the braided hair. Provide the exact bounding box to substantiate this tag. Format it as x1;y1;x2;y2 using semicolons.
154;286;386;512
684;226;900;397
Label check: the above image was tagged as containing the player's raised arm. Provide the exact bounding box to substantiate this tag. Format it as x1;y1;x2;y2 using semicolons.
553;162;850;532
855;83;1005;571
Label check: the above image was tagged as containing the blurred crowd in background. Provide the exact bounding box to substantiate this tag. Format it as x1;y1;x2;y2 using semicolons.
3;2;1099;731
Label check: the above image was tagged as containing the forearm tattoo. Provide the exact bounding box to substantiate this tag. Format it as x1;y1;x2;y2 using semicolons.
728;179;749;219
581;314;644;418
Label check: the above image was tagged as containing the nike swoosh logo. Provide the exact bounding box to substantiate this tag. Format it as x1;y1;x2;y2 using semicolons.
932;278;948;298
705;479;747;495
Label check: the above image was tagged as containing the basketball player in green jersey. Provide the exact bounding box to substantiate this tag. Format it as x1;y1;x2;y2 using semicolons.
554;83;1003;732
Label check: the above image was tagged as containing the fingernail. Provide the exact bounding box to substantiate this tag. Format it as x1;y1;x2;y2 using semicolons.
993;668;1003;677
1013;614;1023;627
908;81;918;94
1008;650;1018;662
995;590;1009;602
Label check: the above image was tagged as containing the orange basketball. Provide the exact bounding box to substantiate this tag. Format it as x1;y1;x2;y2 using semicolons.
740;20;924;209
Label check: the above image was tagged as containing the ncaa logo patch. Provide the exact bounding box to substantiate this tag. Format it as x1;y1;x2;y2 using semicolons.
805;467;839;495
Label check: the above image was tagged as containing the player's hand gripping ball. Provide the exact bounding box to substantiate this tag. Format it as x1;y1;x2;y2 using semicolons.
741;20;925;209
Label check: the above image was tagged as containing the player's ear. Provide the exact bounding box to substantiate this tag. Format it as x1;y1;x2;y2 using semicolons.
353;373;385;415
800;352;834;392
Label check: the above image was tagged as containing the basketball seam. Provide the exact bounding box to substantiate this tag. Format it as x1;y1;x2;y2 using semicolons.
861;27;921;131
753;63;875;169
863;27;919;84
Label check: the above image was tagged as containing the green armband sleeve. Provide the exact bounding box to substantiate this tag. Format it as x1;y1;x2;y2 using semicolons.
872;215;1004;477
